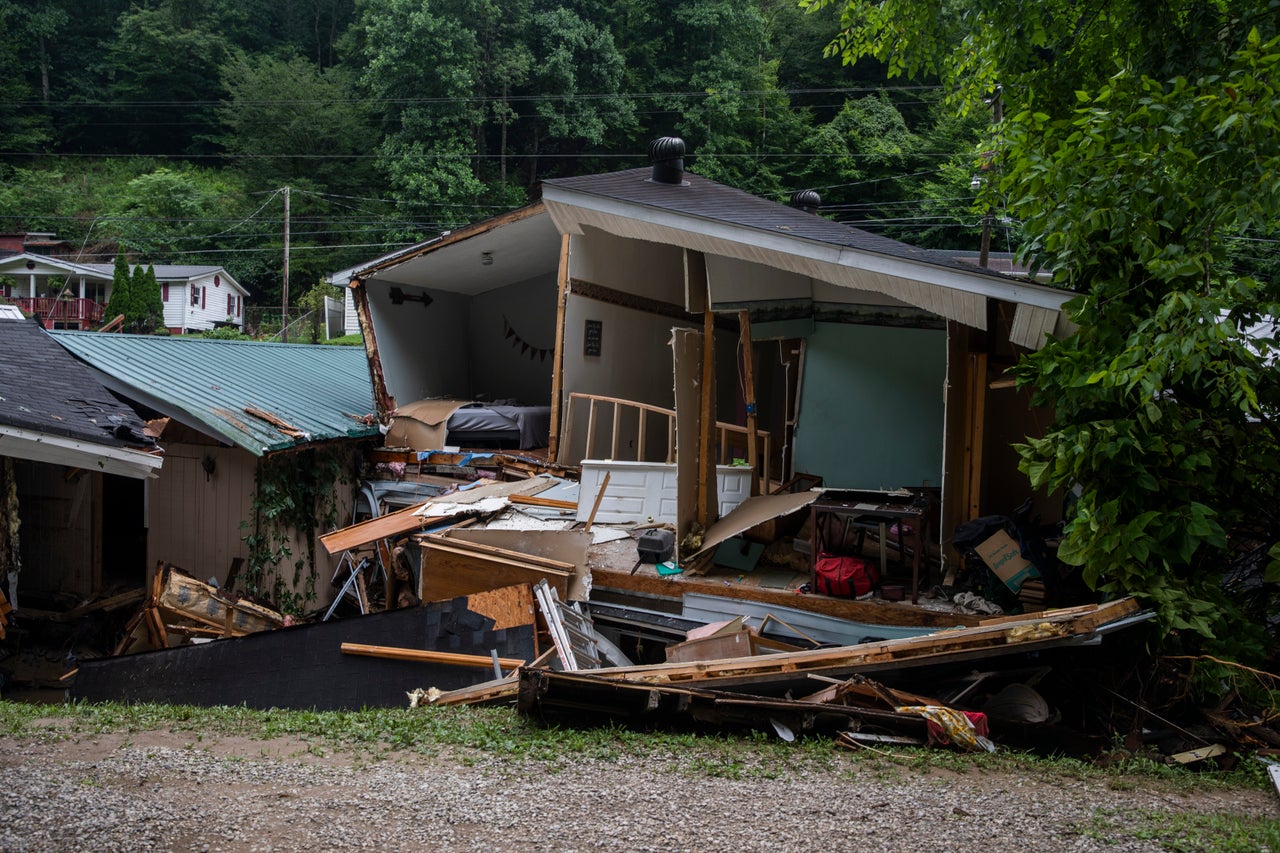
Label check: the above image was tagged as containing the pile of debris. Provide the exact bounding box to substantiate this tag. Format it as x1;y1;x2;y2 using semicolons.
11;448;1274;777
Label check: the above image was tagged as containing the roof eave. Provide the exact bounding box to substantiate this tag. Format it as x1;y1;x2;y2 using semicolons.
0;425;163;479
540;184;1073;314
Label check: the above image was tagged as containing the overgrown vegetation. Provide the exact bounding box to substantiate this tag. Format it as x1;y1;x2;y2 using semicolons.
241;446;352;615
807;0;1280;660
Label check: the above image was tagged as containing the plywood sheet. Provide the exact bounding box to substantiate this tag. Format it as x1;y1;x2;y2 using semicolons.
445;527;591;600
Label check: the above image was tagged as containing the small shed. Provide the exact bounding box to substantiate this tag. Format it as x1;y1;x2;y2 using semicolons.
52;333;380;607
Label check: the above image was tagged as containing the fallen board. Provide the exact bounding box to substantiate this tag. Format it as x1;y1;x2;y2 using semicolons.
71;592;537;711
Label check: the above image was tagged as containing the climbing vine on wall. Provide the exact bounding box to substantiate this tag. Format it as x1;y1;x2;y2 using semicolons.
241;446;353;615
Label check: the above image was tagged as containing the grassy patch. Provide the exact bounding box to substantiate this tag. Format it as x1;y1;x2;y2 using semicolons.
0;700;1269;794
1087;807;1280;852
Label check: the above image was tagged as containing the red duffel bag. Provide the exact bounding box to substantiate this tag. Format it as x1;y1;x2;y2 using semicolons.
815;553;878;597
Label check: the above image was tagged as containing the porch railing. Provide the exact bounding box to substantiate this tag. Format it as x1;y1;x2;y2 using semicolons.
559;391;771;492
8;297;104;327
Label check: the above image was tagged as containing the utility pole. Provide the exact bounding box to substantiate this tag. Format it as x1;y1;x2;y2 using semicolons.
281;186;290;342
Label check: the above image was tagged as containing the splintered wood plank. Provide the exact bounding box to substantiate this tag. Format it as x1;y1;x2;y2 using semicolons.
509;494;578;510
584;598;1143;688
320;503;447;554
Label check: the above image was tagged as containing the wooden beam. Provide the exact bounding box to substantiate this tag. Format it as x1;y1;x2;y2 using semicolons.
351;278;394;419
577;598;1141;689
738;310;759;496
687;250;715;529
548;232;571;463
509;494;578;510
319;502;447;555
583;471;610;532
340;642;525;670
965;351;988;519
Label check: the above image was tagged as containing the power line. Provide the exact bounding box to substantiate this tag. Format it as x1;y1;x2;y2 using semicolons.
7;85;946;110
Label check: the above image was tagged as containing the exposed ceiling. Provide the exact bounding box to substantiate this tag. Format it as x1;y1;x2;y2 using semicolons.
357;207;561;296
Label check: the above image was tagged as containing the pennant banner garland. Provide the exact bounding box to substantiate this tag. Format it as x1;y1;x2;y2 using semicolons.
502;316;552;362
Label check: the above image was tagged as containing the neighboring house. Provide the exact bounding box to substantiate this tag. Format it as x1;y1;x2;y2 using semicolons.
0;317;163;603
51;333;381;598
0;253;248;333
335;139;1076;563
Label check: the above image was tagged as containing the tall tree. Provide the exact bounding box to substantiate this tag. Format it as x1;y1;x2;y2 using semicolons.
106;250;132;327
805;0;1280;652
102;6;232;154
217;51;374;194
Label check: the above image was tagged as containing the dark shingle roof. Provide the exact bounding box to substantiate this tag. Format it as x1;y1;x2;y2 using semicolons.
543;167;1012;279
0;319;153;448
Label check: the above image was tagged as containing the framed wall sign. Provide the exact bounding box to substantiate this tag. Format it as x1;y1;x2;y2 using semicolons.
584;319;602;357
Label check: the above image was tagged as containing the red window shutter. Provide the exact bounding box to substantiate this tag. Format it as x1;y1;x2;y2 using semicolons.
227;294;232;314
162;284;169;302
201;287;206;309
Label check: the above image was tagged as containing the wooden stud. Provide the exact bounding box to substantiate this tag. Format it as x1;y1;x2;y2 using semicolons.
583;471;610;532
738;310;759;496
548;233;571;462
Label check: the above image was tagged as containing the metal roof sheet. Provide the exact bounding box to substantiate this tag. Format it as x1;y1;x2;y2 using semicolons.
50;332;379;455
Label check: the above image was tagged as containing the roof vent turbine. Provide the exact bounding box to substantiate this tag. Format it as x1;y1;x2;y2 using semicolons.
648;137;687;185
790;190;822;214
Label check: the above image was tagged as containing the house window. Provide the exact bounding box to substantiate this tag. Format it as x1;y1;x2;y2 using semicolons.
162;284;169;302
214;274;221;288
190;286;199;307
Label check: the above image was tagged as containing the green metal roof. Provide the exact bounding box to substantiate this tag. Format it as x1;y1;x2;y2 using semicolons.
51;332;379;455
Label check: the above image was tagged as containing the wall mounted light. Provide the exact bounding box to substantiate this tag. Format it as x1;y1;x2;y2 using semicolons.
388;286;433;309
201;455;216;481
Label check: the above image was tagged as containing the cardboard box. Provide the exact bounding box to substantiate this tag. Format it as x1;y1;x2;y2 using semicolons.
974;530;1039;592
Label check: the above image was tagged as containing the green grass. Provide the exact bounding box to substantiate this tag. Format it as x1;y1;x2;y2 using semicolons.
0;699;1269;794
1087;807;1280;852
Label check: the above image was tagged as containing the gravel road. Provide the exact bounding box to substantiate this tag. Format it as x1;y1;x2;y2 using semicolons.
1;725;1273;852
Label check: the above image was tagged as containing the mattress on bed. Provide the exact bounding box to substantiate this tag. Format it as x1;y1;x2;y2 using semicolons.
446;403;552;449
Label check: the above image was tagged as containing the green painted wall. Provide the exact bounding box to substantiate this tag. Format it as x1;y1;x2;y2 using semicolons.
794;323;946;490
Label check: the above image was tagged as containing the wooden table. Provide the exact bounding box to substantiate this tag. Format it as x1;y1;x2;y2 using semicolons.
810;489;930;604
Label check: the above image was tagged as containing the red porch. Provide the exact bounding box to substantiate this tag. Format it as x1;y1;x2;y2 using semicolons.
8;297;105;329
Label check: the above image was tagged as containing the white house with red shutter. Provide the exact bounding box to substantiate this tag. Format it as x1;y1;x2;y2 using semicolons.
0;253;247;333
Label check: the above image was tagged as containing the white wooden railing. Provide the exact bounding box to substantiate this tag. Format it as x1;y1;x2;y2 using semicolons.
559;392;771;491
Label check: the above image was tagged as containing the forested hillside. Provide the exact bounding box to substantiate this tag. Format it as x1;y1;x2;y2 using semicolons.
0;0;989;306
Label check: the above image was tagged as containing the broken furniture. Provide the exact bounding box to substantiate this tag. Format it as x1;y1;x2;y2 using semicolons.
810;489;929;604
114;562;286;655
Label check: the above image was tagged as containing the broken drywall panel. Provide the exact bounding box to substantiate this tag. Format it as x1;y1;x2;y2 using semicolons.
687;490;821;564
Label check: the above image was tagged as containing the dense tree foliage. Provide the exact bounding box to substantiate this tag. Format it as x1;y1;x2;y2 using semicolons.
808;0;1280;654
0;0;986;302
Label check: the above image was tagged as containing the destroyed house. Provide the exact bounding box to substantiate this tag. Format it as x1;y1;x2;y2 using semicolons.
0;316;162;603
50;332;380;593
340;139;1075;572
